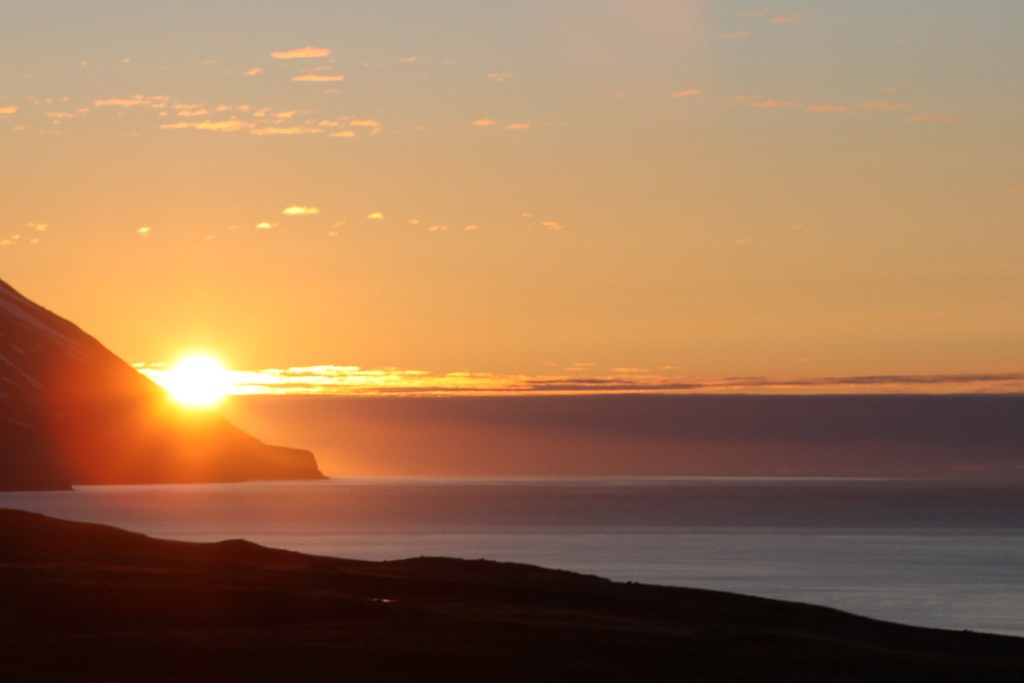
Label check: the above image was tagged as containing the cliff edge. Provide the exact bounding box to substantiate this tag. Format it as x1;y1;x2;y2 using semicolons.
0;279;323;490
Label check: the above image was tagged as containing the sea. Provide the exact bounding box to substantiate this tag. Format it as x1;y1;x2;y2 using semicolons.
2;477;1022;637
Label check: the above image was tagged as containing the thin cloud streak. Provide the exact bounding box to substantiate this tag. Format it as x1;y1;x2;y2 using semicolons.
349;119;382;134
860;101;909;110
282;206;320;216
732;96;800;110
292;74;345;82
806;104;849;113
908;114;964;124
160;120;248;132
249;126;322;136
94;95;170;109
135;365;1024;397
271;46;331;59
770;13;804;24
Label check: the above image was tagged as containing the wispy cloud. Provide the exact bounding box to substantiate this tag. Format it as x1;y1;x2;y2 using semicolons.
860;101;909;110
253;108;303;119
540;220;564;231
486;72;513;83
400;56;419;63
94;95;170;109
136;226;152;237
472;118;497;127
350;118;382;134
0;105;18;115
717;31;751;40
755;101;800;109
271;46;331;60
282;206;320;216
734;96;851;114
770;12;804;24
159;117;326;136
136;365;1024;397
671;89;702;99
733;96;800;109
907;114;964;124
505;123;532;130
367;212;384;220
243;67;264;77
806;104;849;113
249;126;322;136
94;98;146;108
292;73;345;82
160;120;249;132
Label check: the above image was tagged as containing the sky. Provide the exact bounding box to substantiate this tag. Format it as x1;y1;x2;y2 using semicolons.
2;1;1022;395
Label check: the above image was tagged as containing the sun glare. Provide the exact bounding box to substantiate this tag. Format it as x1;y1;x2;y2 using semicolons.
162;354;232;407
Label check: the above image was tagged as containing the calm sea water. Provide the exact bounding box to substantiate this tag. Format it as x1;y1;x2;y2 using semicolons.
2;477;1023;637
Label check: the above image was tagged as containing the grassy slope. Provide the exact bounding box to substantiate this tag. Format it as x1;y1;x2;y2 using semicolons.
1;509;1022;682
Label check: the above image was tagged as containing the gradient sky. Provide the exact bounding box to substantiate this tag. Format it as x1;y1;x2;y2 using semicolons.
2;1;1022;394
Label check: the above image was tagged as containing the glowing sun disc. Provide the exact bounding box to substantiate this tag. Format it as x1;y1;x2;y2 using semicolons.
163;354;231;407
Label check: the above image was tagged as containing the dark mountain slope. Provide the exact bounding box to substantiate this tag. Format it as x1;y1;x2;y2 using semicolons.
0;279;322;490
1;509;1022;682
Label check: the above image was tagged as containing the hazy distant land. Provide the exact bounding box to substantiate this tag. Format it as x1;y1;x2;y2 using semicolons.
224;394;1024;479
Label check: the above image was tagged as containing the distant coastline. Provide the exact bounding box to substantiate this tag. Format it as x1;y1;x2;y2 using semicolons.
223;393;1024;479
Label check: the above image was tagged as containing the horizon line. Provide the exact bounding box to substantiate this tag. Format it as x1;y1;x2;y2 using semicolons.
133;364;1024;398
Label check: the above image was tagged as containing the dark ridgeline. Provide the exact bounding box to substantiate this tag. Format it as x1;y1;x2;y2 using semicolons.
0;509;1021;682
0;279;323;491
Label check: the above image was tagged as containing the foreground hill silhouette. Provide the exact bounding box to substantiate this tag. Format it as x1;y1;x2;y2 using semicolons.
1;510;1022;682
0;279;322;490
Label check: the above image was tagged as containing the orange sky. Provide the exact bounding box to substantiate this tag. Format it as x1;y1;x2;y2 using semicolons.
2;1;1022;394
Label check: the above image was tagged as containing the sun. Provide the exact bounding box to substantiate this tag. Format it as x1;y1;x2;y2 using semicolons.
161;354;232;408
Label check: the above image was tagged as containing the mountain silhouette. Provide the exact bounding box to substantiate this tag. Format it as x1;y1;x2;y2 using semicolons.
2;509;1022;681
0;279;323;490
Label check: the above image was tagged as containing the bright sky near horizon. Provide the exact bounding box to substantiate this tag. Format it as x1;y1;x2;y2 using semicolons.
2;1;1022;394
